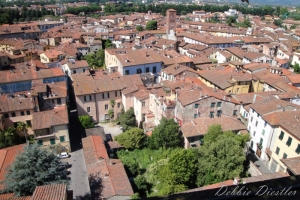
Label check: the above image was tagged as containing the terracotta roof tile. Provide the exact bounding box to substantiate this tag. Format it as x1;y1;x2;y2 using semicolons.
281;156;300;175
181;116;246;138
31;184;67;200
32;105;68;130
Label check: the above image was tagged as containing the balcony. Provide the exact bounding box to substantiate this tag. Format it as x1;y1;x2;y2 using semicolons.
237;113;248;126
34;128;54;139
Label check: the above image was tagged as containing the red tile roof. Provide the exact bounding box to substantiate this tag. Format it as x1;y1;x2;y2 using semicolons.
181;116;246;138
31;184;67;200
82;136;133;199
32;105;68;130
0;144;25;190
0;193;31;200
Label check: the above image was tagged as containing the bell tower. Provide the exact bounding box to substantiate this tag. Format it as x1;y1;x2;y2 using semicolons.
166;9;177;35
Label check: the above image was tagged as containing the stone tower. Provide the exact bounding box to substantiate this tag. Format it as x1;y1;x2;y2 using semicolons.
166;9;177;35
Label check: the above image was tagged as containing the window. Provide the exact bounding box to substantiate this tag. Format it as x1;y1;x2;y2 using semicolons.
255;121;258;127
21;111;25;116
194;114;197;119
195;104;199;109
276;147;280;155
283;153;287;159
73;70;76;74
60;136;65;142
286;137;292;146
105;104;108;110
236;88;239;93
211;102;215;108
11;112;16;117
146;67;150;73
102;93;105;99
50;138;55;145
57;98;62;105
251;116;253;122
107;93;110;98
117;103;121;108
217;110;222;117
217;102;221;107
115;91;118;97
84;95;92;102
153;66;156;73
296;144;300;154
83;69;86;73
253;131;256;136
142;102;145;107
262;129;265;136
38;140;43;145
26;111;30;115
136;68;142;74
125;70;129;75
52;99;55;104
87;107;91;113
260;138;263;145
26;120;32;127
264;121;267;127
4;114;9;118
233;110;237;116
210;111;214;118
279;131;284;140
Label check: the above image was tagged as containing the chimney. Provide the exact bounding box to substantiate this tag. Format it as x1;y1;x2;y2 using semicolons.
252;94;257;103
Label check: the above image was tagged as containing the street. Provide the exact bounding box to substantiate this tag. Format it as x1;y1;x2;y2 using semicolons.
69;150;91;199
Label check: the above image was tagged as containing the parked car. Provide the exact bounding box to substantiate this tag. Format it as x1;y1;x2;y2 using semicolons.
57;152;70;159
60;162;71;168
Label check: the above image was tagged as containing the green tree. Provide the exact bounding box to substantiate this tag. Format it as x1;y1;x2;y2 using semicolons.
148;118;180;149
119;108;136;131
145;20;157;30
4;143;69;196
16;122;28;142
196;128;247;186
273;19;283;27
84;49;105;68
203;124;223;145
105;39;113;49
0;127;25;149
108;109;114;119
136;25;144;32
180;10;187;15
78;115;94;129
226;16;236;26
145;148;198;196
115;128;146;149
294;63;300;73
290;24;297;29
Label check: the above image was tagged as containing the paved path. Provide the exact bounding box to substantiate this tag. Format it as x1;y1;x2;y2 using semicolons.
98;123;123;139
248;153;272;174
69;150;91;199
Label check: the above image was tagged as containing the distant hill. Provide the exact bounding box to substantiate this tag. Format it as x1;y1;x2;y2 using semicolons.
228;0;300;6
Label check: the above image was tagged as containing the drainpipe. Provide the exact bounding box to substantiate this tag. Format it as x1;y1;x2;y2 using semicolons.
94;93;99;123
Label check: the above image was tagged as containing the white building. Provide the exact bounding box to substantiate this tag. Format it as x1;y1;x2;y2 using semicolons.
247;98;298;161
224;9;238;17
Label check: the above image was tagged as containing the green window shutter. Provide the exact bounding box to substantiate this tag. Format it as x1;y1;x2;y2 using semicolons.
260;138;263;145
283;153;287;159
262;129;265;136
286;137;292;146
210;112;214;118
217;102;221;107
195;104;199;109
50;138;55;145
276;147;280;155
38;140;43;145
194;114;197;119
279;131;284;140
211;102;215;108
60;136;65;142
296;144;300;154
